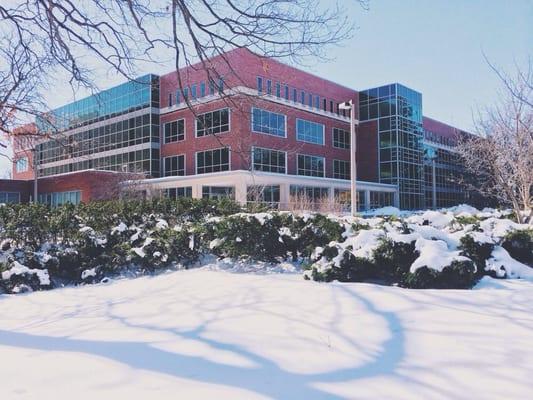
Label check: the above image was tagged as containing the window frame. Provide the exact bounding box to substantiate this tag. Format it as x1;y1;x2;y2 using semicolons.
163;118;186;144
250;107;287;138
332;127;351;149
297;153;325;177
296;118;325;145
195;108;231;138
163;154;186;177
333;159;350;180
251;146;287;174
195;147;231;174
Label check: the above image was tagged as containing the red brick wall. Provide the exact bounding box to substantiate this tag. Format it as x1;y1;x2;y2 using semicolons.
160;95;355;179
423;116;461;140
0;179;32;203
357;120;379;182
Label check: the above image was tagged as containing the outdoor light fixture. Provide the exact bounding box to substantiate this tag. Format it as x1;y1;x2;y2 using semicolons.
339;100;357;217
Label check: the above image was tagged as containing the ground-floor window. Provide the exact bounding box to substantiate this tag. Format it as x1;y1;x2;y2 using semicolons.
333;189;367;211
247;185;280;206
290;185;329;202
0;192;20;204
162;187;192;199
38;190;81;207
202;186;235;200
369;191;394;209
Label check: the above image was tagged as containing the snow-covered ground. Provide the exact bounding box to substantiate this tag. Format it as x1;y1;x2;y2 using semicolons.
1;266;532;399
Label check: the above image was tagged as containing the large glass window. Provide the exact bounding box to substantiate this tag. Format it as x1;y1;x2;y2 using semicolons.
297;154;324;177
332;127;350;149
196;148;230;174
38;190;81;207
333;159;350;180
163;187;192;199
252;147;286;173
202;186;234;200
164;119;185;143
0;192;20;204
163;155;185;176
247;185;280;205
296;119;324;145
196;108;230;137
16;157;29;173
251;108;286;137
290;185;329;202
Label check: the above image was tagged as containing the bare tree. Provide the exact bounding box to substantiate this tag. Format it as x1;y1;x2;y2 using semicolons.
1;0;367;135
457;62;533;223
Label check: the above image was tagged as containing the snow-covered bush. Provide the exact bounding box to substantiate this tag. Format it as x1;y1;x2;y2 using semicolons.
502;229;532;266
403;261;477;289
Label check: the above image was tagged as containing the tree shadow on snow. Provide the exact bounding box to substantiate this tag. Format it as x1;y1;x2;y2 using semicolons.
0;285;411;399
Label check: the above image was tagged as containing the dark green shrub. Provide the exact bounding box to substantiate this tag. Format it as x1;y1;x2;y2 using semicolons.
459;235;494;277
372;238;419;282
502;230;533;266
402;260;477;289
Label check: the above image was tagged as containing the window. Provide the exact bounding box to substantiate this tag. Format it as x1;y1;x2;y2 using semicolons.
276;82;281;98
163;187;192;199
247;185;280;205
315;95;320;109
191;84;197;99
308;93;313;107
252;147;286;173
196;147;230;174
16;157;28;173
257;76;263;94
202;186;234;200
163;155;185;176
183;87;189;100
300;90;305;104
296;119;324;145
333;127;350;149
0;192;20;204
266;80;272;95
209;81;215;95
292;88;297;102
164;119;185;143
168;93;173;107
333;159;350;180
196;108;230;137
251;108;286;137
330;100;334;113
38;190;81;207
290;185;328;202
297;154;324;177
200;81;206;97
323;98;327;111
284;85;289;100
218;78;224;92
176;90;181;104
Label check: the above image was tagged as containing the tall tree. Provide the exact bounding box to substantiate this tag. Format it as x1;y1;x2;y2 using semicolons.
457;62;532;223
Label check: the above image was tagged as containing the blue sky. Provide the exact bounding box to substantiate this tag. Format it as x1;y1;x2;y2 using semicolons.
1;0;531;176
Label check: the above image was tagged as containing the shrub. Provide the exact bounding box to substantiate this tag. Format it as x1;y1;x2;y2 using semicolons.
459;235;494;277
372;238;418;282
403;260;477;289
502;230;533;266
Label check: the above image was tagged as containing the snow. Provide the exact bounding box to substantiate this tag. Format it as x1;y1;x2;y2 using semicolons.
0;268;532;399
111;222;128;235
485;246;533;279
410;238;471;273
1;261;50;286
81;268;97;280
362;206;403;216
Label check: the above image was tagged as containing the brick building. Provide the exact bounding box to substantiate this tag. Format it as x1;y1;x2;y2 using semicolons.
3;48;475;210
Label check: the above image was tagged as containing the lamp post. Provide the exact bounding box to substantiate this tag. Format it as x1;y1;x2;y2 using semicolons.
339;100;357;217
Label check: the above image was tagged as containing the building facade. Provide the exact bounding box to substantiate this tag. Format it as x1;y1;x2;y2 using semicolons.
5;48;474;210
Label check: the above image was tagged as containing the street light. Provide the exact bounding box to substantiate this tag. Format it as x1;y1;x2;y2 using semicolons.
339;100;357;217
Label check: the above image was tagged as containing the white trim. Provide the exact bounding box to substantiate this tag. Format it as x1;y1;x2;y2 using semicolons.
250;107;287;138
296;153;326;178
160;86;356;124
295;118;325;146
194;107;231;138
